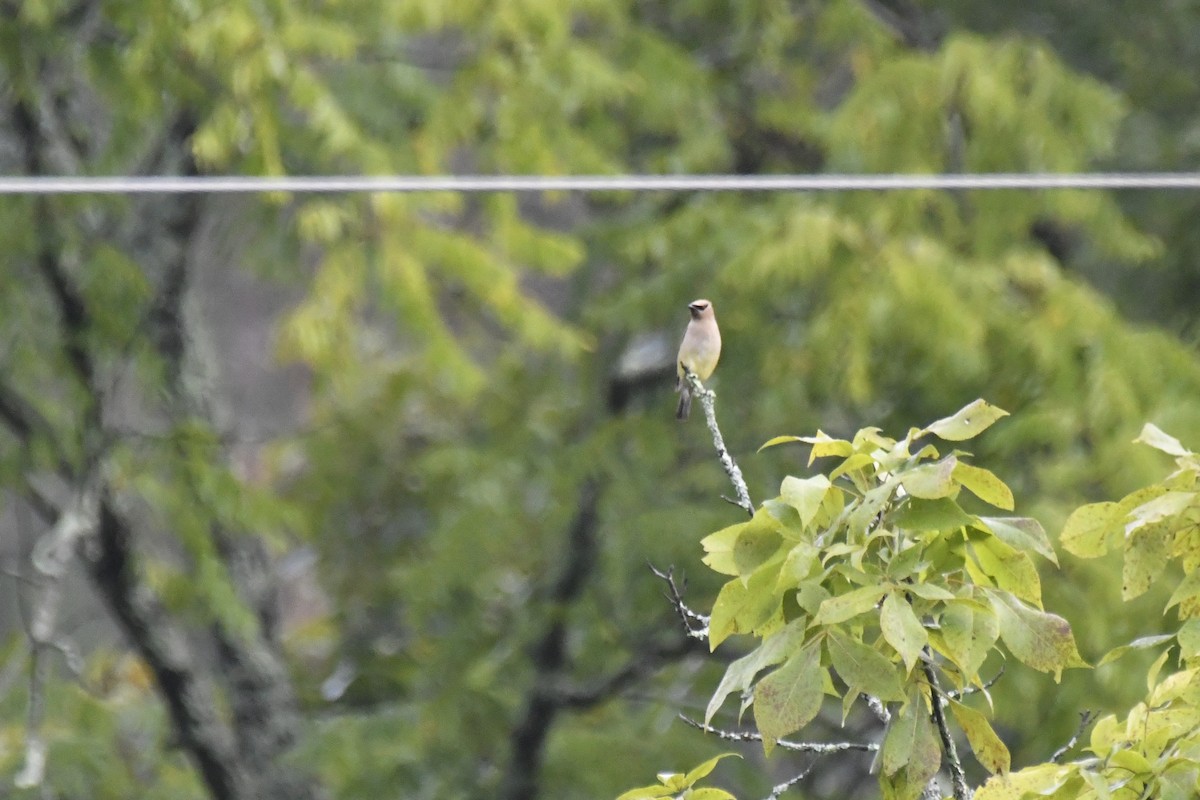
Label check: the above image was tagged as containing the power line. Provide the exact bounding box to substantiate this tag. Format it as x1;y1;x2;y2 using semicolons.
0;172;1199;195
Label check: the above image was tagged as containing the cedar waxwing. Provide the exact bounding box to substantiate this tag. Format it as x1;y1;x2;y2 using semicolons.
675;299;721;420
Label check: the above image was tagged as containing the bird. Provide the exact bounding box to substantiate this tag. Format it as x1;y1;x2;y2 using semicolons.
675;299;721;420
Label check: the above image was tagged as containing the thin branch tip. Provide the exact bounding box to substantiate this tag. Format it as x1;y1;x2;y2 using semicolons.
681;367;753;517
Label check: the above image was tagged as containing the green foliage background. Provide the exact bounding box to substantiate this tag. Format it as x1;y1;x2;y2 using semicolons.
2;1;1200;798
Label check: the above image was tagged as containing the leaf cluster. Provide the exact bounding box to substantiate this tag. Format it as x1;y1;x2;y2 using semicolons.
701;401;1085;798
977;426;1200;800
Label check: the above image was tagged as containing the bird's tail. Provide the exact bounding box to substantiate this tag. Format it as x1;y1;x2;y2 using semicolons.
676;388;691;420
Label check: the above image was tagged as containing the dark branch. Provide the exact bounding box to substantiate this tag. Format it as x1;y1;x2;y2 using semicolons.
0;379;73;477
922;658;970;800
11;91;102;463
549;633;700;709
87;497;248;799
499;478;603;800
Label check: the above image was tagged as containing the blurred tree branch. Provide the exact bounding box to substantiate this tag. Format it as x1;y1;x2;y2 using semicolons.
499;478;603;800
2;53;324;800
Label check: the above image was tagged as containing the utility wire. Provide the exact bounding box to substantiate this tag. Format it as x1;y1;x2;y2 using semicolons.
1;172;1200;195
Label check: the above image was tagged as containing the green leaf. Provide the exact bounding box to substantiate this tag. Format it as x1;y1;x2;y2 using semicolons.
827;628;907;702
681;753;742;787
893;497;974;531
812;584;887;626
904;582;956;601
847;481;897;536
973;763;1074;800
829;452;878;481
969;536;1043;606
733;530;784;581
949;699;1011;775
709;562;783;650
780;474;833;528
922;399;1009;442
706;620;807;723
796;431;854;464
777;541;821;592
1158;764;1199;800
754;640;825;751
977;516;1058;566
1108;749;1153;777
1135;423;1192;457
1122;521;1173;601
700;523;745;577
1060;501;1120;558
1144;648;1175;696
758;435;807;453
852;427;895;453
616;785;676;800
1097;633;1175;667
880;591;928;673
1089;713;1121;754
990;590;1088;681
684;789;737;800
1177;619;1200;660
1127;491;1196;528
898;457;958;499
702;509;782;577
1080;769;1113;800
885;543;926;579
1166;570;1200;614
880;686;940;795
953;462;1015;510
794;579;832;616
937;600;1000;679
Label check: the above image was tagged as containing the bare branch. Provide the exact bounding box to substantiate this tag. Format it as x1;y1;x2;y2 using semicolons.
865;693;892;724
945;665;1004;700
765;764;815;800
650;564;709;640
682;367;753;517
1051;710;1097;763
680;715;878;755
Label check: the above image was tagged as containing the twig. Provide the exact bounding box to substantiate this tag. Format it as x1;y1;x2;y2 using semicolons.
865;693;892;724
922;659;970;800
766;764;814;800
945;665;1004;699
683;368;753;517
650;565;709;640
920;782;944;800
680;715;877;755
549;634;699;709
1051;710;1097;763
